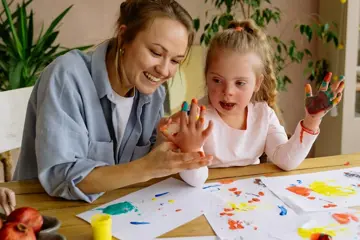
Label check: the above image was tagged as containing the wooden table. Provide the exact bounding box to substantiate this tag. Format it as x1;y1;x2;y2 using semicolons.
1;153;360;239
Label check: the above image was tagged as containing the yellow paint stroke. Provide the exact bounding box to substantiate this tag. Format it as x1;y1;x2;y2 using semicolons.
168;200;175;204
229;202;257;212
309;181;356;197
152;198;156;201
298;224;349;239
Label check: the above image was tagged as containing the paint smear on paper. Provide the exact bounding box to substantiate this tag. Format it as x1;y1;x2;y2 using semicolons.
219;179;234;184
297;227;337;238
228;219;244;230
278;205;287;216
175;209;182;212
286;185;312;197
130;221;150;225
344;171;360;180
203;184;221;189
309;181;356;197
323;203;338;208
229;188;237;192
229;202;257;212
168;200;175;204
332;213;359;224
98;201;138;215
155;192;169;197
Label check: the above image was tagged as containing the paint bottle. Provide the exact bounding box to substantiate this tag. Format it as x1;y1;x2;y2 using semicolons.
91;213;112;240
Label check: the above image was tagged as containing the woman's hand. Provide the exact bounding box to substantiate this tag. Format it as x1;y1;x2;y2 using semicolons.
303;72;345;131
160;99;213;153
143;141;213;179
0;187;16;215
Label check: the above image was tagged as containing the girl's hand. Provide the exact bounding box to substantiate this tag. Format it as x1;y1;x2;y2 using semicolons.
161;99;214;153
0;187;16;215
143;141;213;179
303;72;345;131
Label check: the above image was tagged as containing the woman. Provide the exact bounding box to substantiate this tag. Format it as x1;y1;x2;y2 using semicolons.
13;0;212;203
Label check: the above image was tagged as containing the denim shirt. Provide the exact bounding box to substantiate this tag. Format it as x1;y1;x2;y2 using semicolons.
13;41;165;203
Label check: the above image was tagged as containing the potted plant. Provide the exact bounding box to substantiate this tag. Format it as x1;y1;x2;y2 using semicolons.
193;0;343;91
0;0;93;181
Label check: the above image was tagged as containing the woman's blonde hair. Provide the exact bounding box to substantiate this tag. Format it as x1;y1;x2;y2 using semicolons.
205;19;283;123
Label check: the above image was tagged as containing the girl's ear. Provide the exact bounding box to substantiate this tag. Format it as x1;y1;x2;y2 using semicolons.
255;74;264;92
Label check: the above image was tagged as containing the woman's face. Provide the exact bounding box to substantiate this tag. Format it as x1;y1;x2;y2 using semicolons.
122;17;189;95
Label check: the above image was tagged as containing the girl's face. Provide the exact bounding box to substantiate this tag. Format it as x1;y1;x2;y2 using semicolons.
206;49;263;119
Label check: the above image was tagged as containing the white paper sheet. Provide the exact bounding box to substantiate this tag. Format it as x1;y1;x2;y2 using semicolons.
77;178;213;240
262;167;360;213
275;208;360;239
202;178;297;240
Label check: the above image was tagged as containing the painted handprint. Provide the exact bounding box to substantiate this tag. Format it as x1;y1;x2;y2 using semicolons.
305;72;345;118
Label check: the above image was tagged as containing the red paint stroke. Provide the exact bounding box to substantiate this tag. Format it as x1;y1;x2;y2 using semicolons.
308;196;316;200
344;161;350;166
220;212;234;217
286;185;311;197
332;213;359;224
258;192;264;196
175;209;182;212
224;208;233;212
228;219;244;230
252;198;260;202
228;188;237;192
310;233;333;240
234;191;242;195
254;226;258;230
248;200;253;203
219;179;234;184
323;203;338;208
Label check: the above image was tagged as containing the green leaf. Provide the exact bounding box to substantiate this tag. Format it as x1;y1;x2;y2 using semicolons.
300;25;306;34
1;0;24;59
323;23;329;32
9;61;24;89
193;18;200;32
19;3;28;57
200;34;205;44
304;49;312;56
204;23;210;31
305;26;312;42
27;10;34;57
277;44;281;54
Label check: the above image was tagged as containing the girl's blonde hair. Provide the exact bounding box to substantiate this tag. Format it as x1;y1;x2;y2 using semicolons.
205;19;283;123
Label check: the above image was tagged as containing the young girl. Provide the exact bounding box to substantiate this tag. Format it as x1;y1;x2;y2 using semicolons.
0;187;16;215
160;19;345;187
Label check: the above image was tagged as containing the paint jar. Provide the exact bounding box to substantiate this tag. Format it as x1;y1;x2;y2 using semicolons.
91;213;112;240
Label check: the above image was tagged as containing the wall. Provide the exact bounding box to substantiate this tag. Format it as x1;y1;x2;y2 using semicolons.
1;0;319;172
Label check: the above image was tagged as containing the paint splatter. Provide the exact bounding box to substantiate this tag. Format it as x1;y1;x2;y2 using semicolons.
175;209;182;212
97;201;138;215
203;184;221;189
309;181;356;197
297;180;303;184
130;221;150;225
228;219;244;230
332;213;359;224
168;200;175;204
310;233;333;240
152;198;156;201
278;205;287;216
155;192;169;197
219;179;234;184
286;185;312;196
254;179;266;187
297;227;336;238
308;196;316;200
258;192;264;196
234;191;242;195
229;202;257;212
323;203;338;208
344;171;360;180
252;198;260;202
228;188;237;192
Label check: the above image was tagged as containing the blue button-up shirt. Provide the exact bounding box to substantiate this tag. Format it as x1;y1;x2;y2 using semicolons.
13;41;165;202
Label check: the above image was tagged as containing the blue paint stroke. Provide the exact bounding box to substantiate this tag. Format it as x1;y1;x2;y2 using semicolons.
155;192;169;197
278;205;287;216
290;184;296;187
160;203;164;206
203;184;221;189
130;221;150;225
297;180;302;184
210;188;221;192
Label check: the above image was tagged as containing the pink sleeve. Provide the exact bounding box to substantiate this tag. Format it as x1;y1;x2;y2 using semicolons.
264;109;319;171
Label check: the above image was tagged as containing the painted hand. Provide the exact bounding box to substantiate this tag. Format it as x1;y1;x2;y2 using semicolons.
305;72;345;120
160;99;214;153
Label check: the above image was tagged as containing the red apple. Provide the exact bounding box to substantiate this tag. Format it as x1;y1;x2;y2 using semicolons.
7;207;43;233
0;222;36;240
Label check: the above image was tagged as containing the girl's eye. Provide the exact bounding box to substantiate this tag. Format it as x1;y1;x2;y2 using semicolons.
151;50;161;56
213;78;221;83
171;59;180;65
236;81;246;86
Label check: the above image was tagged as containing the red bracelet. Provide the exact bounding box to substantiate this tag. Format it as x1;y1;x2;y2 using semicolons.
300;120;319;143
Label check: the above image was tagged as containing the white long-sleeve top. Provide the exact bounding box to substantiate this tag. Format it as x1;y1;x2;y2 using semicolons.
178;102;319;187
